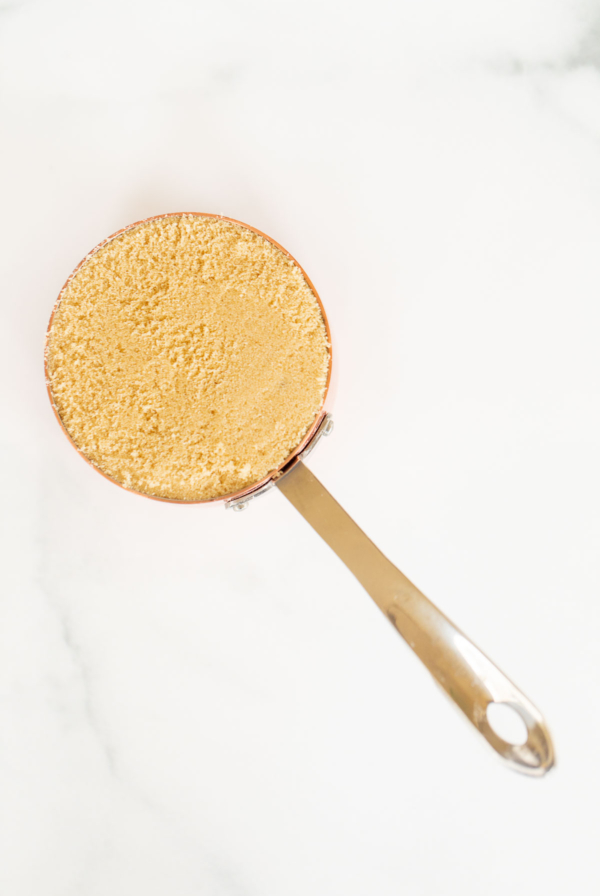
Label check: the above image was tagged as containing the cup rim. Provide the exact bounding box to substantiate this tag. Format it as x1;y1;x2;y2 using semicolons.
44;211;333;505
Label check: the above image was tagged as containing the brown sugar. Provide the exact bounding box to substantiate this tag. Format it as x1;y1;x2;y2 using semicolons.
46;215;330;501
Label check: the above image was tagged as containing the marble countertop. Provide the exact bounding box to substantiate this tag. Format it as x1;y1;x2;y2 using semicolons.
1;1;599;893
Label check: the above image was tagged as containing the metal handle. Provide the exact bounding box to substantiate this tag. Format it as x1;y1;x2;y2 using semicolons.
277;461;555;776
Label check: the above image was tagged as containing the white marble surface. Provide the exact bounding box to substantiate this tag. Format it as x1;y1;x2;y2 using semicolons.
1;0;600;893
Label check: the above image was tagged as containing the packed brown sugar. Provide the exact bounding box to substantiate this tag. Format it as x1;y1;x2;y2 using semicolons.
46;215;330;501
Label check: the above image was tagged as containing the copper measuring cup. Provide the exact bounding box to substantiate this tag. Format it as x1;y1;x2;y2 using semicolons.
45;212;555;776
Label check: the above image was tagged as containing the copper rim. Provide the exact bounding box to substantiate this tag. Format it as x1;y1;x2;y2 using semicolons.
44;212;333;505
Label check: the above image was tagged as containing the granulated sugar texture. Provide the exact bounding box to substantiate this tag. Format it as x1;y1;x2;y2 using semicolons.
46;215;330;501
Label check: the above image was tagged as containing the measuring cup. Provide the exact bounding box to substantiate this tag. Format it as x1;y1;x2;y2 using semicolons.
45;212;555;776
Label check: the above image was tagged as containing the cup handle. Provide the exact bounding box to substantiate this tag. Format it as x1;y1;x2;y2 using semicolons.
277;461;554;776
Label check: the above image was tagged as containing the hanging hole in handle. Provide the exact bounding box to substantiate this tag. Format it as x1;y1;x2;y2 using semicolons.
486;701;529;746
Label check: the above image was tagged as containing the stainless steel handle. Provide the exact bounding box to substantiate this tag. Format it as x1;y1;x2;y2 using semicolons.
277;461;555;776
